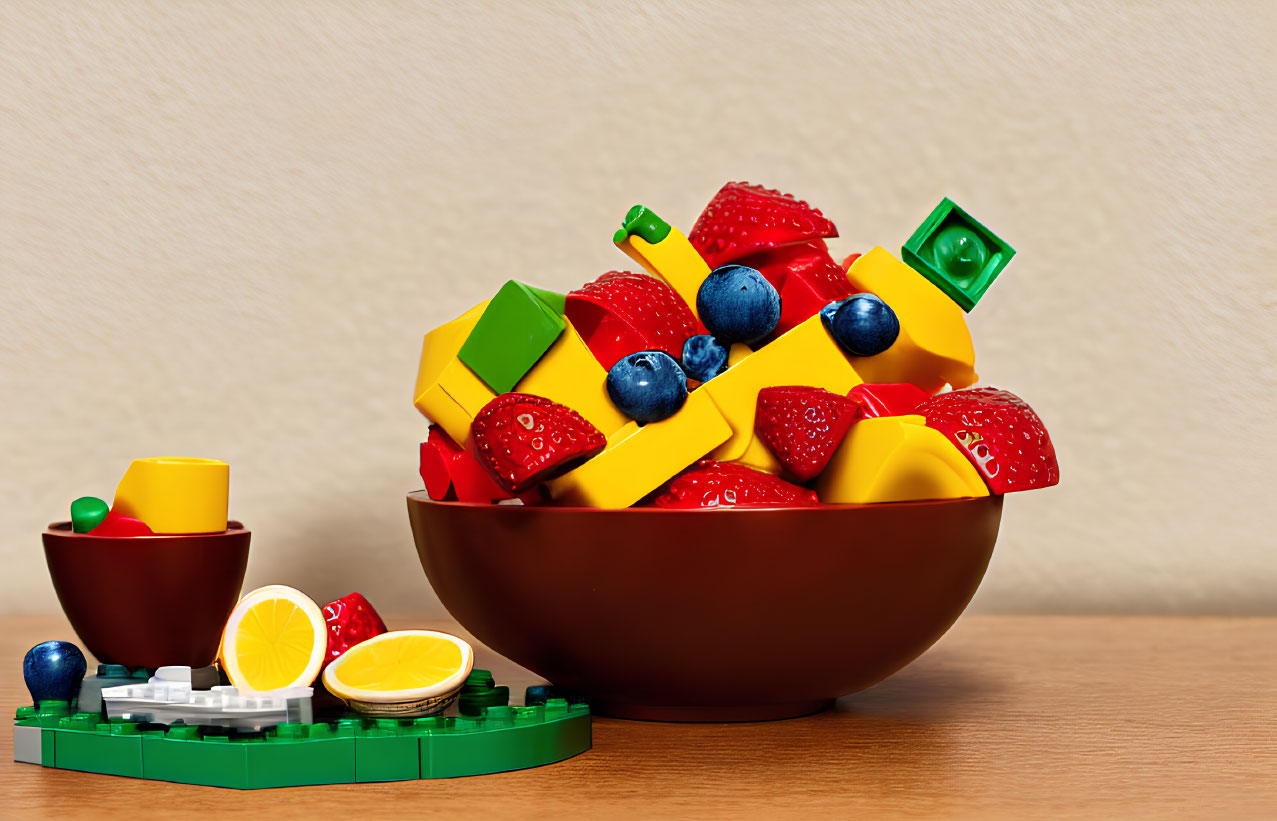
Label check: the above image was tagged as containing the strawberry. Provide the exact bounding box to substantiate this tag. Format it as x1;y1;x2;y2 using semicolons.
91;511;154;537
650;459;820;508
320;592;387;671
689;182;838;271
471;393;607;493
914;387;1060;494
567;271;699;369
848;383;932;419
754;386;861;481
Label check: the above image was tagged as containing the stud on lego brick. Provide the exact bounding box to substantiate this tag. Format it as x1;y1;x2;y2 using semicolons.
111;457;229;533
567;270;698;369
613;205;712;320
70;496;109;533
817;415;989;504
698;314;863;464
458;280;567;394
545;389;732;509
902;197;1015;312
915;387;1060;494
844;247;977;393
458;669;511;716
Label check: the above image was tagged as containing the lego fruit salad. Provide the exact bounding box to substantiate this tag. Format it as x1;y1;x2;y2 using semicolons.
413;184;1058;509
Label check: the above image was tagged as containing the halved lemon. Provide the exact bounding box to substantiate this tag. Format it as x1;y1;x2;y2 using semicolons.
219;585;326;692
322;630;473;705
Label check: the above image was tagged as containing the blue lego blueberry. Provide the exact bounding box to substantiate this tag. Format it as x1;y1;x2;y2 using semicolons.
828;293;900;356
23;640;87;705
681;334;730;383
606;351;688;423
819;300;842;333
696;265;780;345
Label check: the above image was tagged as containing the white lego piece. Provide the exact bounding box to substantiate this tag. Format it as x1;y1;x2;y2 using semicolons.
102;669;313;731
13;723;42;765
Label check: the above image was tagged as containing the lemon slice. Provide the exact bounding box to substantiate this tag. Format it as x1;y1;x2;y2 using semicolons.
219;585;326;691
322;630;473;704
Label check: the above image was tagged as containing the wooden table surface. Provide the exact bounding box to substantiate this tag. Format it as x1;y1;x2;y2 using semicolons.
3;613;1274;819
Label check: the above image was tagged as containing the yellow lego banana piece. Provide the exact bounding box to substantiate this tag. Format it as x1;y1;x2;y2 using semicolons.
845;247;977;393
546;390;732;509
613;206;711;319
699;315;864;463
817;415;988;504
112;457;229;534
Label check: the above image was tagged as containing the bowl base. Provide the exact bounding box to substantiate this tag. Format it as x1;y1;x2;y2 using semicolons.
591;698;833;722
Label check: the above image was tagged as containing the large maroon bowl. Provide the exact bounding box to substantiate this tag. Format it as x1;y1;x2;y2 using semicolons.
408;494;1002;721
43;522;250;669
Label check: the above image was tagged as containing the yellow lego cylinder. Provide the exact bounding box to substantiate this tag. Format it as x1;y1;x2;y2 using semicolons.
111;457;230;534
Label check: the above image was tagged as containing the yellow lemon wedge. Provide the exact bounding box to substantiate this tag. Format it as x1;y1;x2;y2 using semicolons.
219;585;326;692
322;630;473;710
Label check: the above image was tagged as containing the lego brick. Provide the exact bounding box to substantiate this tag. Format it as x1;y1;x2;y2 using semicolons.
546;390;732;509
416;358;497;446
458;280;567;394
355;719;421;783
75;665;142;716
844;248;977;393
419;703;591;779
141;726;250;788
817;415;989;504
902;198;1015;312
112;457;229;534
54;718;144;778
515;321;630;437
242;723;356;789
414;300;490;411
613;207;712;320
699;314;864;463
14;723;42;765
458;669;510;716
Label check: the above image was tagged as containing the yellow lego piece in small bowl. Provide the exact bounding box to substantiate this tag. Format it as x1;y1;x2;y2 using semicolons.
112;457;230;534
845;247;977;393
699;315;864;463
546;391;732;509
817;415;988;504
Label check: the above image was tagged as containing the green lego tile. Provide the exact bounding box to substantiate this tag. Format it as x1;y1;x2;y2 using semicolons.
902;198;1015;312
54;717;144;778
419;702;591;779
458;280;567;394
355;719;421;782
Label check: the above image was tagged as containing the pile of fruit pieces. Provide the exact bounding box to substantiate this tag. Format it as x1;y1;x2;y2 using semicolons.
414;183;1059;509
60;459;480;720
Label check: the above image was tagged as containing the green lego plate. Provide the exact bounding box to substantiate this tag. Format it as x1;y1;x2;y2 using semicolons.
902;198;1015;312
14;690;590;789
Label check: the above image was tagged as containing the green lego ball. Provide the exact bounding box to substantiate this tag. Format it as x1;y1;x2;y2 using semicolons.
933;225;987;283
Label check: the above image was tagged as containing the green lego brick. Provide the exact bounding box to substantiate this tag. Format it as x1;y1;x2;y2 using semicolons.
355;718;421;782
54;717;144;778
242;722;355;789
458;280;567;394
142;725;250;788
902;198;1015;312
458;668;511;716
419;701;591;779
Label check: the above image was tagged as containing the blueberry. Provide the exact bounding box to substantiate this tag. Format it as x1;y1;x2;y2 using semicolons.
696;265;780;345
819;299;842;333
681;334;730;383
606;351;688;423
23;640;87;705
829;293;900;356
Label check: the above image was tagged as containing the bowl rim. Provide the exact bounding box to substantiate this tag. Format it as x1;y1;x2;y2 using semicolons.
45;520;249;538
406;490;995;513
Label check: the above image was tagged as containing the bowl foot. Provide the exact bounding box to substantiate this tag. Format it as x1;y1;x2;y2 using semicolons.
590;698;833;722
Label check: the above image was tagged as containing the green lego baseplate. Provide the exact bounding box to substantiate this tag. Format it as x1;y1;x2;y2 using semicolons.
12;676;590;789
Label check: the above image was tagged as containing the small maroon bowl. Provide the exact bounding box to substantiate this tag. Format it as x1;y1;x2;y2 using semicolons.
408;494;1002;721
43;522;250;669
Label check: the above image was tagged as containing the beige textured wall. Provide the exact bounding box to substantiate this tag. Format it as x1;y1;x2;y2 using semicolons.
2;1;1274;616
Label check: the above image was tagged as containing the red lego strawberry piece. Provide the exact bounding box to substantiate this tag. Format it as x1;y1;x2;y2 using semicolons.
689;182;839;271
91;511;154;537
915;387;1060;494
848;383;932;419
650;459;820;508
754;386;861;481
420;425;514;503
472;393;607;494
320;592;388;670
566;270;699;369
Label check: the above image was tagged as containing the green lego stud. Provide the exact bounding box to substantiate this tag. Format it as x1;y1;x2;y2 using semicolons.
70;496;110;533
458;668;510;716
458;280;568;394
902;198;1015;312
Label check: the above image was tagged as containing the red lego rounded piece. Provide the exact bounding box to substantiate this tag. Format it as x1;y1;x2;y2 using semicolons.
90;511;155;537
